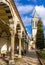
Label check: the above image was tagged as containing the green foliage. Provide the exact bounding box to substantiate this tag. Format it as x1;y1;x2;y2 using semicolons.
44;38;45;47
38;50;45;59
36;19;44;49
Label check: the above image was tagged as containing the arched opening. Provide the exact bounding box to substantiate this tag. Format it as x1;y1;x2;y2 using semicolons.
0;31;9;53
22;31;27;55
0;2;13;57
22;31;25;50
0;2;12;24
16;24;21;33
15;24;21;54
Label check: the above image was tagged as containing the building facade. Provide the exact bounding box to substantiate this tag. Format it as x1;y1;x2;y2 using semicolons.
0;0;29;60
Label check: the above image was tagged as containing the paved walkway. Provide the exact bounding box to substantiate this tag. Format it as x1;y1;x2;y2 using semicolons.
0;58;7;65
0;50;41;65
15;50;41;65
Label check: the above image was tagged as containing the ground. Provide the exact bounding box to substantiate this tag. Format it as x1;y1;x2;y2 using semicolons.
15;50;40;65
0;50;41;65
0;59;7;65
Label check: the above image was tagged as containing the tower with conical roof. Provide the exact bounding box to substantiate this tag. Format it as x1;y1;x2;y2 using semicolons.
32;9;39;41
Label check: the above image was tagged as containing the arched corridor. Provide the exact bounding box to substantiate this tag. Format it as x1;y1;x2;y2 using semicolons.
0;0;29;60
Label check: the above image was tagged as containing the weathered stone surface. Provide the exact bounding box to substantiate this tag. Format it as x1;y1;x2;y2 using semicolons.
9;60;15;65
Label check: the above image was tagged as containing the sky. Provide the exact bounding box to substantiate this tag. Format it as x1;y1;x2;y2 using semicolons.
14;0;45;37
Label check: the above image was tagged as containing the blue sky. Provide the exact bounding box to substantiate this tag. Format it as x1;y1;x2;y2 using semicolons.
14;0;45;37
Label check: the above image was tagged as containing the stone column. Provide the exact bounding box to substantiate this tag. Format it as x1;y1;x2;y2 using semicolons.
10;30;15;60
18;37;22;58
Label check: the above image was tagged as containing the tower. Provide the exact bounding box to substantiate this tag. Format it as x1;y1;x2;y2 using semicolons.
32;9;39;41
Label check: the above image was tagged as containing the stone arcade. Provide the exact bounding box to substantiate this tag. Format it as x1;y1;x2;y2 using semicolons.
0;0;29;61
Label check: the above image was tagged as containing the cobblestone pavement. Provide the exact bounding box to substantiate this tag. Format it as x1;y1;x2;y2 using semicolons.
0;58;7;65
0;50;41;65
15;50;41;65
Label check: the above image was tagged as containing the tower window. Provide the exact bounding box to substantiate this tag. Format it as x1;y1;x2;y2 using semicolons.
35;22;37;27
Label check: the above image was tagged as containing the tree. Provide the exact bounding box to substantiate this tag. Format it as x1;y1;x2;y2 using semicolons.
36;19;44;49
44;38;45;47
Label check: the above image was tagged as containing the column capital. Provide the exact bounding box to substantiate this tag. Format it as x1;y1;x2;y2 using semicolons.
10;30;15;36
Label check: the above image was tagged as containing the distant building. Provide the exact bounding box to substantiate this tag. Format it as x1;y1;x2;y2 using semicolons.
32;9;39;41
28;9;39;50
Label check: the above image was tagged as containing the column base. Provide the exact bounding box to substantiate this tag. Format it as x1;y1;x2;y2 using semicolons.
18;55;22;58
9;59;15;65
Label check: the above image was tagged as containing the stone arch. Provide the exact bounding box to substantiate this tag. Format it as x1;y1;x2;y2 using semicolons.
22;31;25;39
0;1;13;26
0;29;11;53
0;0;12;53
0;30;9;53
14;24;21;54
0;0;9;6
21;31;25;51
16;24;21;33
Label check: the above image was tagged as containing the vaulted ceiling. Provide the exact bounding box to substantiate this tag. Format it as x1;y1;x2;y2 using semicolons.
0;2;12;23
0;2;12;36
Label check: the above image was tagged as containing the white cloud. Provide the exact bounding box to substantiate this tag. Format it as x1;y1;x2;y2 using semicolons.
17;5;34;15
22;16;31;26
35;5;45;26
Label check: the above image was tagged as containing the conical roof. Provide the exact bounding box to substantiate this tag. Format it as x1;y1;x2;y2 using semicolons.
34;8;38;18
